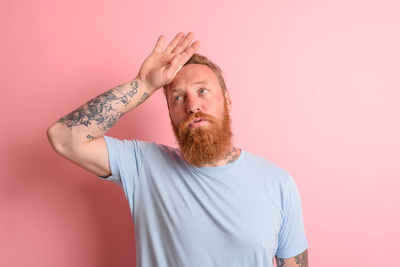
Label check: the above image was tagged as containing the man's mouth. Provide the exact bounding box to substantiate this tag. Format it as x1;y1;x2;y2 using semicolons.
190;118;207;127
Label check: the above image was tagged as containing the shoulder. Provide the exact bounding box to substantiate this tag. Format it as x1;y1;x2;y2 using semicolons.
243;150;292;183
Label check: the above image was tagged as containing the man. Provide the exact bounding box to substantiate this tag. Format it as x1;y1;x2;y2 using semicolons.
47;32;309;267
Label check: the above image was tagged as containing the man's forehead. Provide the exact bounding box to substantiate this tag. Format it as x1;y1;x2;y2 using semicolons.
168;64;220;91
169;80;211;92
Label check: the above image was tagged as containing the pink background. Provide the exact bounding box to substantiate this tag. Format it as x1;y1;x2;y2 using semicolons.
1;0;399;266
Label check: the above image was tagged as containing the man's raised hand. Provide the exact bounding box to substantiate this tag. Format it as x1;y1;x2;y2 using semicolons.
136;32;200;93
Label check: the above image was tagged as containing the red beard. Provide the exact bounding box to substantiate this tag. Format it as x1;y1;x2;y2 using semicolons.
171;103;233;166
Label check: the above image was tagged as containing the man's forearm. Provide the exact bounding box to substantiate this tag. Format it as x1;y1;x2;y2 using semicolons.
48;77;151;149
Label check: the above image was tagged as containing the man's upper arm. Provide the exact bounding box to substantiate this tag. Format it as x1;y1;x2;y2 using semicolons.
57;136;111;178
275;174;308;259
275;249;309;267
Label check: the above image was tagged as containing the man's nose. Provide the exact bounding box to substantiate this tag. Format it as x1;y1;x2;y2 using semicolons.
186;94;201;114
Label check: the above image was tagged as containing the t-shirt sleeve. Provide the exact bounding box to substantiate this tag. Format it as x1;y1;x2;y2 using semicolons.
275;174;309;258
97;135;143;208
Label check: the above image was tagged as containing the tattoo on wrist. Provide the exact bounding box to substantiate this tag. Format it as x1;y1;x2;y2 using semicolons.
86;134;95;140
129;80;139;98
136;92;150;107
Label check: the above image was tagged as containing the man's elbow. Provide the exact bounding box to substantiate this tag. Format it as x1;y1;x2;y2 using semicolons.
46;123;72;156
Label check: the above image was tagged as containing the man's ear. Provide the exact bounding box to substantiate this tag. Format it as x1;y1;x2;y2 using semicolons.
224;90;232;112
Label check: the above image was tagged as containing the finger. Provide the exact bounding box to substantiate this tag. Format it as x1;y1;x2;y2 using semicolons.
165;32;185;53
171;32;195;54
164;54;183;79
164;39;200;79
152;35;166;53
178;40;200;63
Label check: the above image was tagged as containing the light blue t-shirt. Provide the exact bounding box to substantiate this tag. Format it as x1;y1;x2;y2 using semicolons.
100;135;308;267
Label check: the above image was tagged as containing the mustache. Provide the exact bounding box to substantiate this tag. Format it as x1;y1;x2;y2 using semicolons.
179;112;216;129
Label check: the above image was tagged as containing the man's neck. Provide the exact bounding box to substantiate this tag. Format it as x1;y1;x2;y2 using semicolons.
195;146;241;167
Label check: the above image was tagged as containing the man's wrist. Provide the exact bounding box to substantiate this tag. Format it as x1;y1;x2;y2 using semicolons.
134;75;154;95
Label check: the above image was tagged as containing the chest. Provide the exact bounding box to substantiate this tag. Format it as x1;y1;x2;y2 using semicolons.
136;168;283;257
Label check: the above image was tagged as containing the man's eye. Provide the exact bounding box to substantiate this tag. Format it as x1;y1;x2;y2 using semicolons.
199;88;208;94
173;95;183;102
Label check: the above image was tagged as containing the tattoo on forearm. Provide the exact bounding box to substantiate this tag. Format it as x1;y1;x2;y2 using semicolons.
57;81;139;131
86;134;95;140
115;81;139;107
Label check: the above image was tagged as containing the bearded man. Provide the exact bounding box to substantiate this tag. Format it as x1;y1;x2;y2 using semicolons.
47;32;309;267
